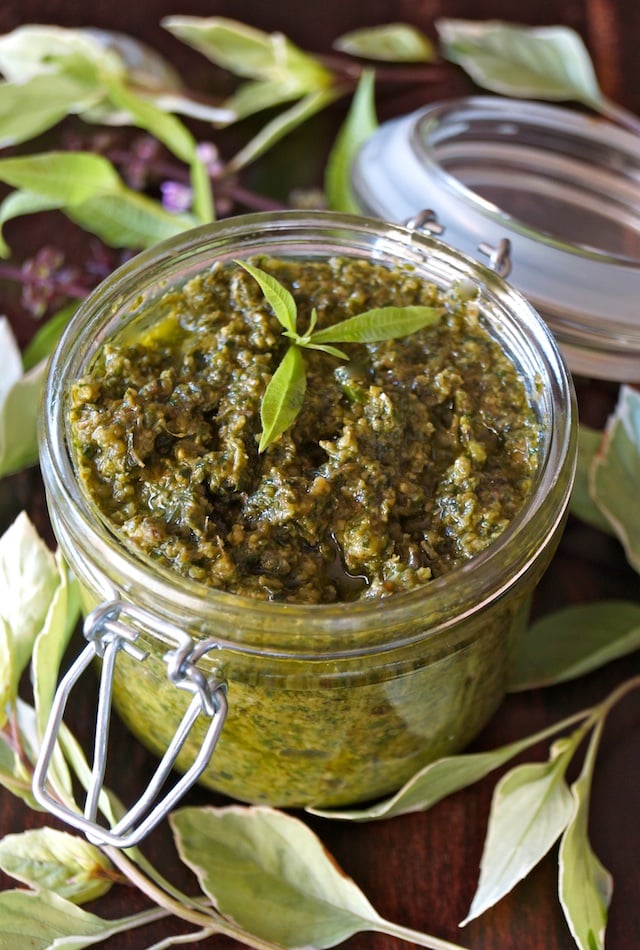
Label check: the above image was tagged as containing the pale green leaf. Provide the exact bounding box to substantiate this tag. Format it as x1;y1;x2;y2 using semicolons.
0;617;12;725
102;76;196;164
170;805;466;950
79;27;183;92
67;188;196;250
436;19;602;107
0;152;121;203
0;511;59;696
0;24;122;84
0;74;96;147
223;77;303;122
569;425;614;535
0;190;63;257
0;888;156;950
0;730;39;807
325;69;378;213
0;828;114;904
334;23;436;62
14;698;71;807
33;552;81;736
311;305;442;344
23;303;77;372
259;345;306;452
510;601;640;692
235;259;297;333
590;384;640;573
309;725;560;821
0;354;48;476
229;86;342;173
461;747;574;924
162;16;331;90
559;767;612;949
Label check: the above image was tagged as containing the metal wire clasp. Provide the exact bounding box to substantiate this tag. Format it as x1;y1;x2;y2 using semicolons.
32;599;227;848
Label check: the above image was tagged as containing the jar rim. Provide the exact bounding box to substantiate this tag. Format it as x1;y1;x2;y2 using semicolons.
351;96;640;381
40;210;577;658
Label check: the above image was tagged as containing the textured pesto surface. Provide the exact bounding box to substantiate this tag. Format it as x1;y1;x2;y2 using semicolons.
69;256;539;604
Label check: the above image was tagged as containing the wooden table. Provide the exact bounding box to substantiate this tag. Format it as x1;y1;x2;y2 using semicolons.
1;2;639;948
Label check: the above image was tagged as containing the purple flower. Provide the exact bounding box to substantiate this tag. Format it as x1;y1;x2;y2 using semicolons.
160;180;193;214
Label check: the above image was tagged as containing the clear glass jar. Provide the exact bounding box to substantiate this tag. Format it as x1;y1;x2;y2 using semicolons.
352;96;640;382
39;211;576;819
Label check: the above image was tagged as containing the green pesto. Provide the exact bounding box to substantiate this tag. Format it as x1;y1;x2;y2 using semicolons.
69;256;539;605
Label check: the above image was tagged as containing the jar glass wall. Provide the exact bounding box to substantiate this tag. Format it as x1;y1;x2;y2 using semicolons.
40;211;577;808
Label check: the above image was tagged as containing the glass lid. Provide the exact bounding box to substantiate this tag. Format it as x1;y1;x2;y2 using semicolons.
352;96;640;381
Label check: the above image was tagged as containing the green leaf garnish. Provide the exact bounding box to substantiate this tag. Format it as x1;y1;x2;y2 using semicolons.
334;23;437;63
235;260;443;450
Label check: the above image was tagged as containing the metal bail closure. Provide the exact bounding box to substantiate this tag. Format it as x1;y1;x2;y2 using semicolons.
478;237;512;279
404;208;446;237
32;599;227;848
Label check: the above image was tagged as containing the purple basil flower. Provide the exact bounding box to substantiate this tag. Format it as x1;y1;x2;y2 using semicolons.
160;180;193;213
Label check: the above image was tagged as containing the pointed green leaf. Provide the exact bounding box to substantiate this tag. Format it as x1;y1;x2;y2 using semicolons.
559;770;612;949
14;698;72;807
229;86;342;172
224;77;303;122
0;731;39;808
0;74;95;147
510;600;640;692
0;828;114;904
590;384;640;573
235;259;297;333
162;16;331;89
334;23;436;62
170;805;466;950
0;190;64;257
569;425;614;534
67;188;196;250
436;19;602;106
0;888;156;949
311;305;442;344
0;24;122;84
102;77;196;164
22;303;77;372
325;68;378;213
0;347;48;476
0;152;120;203
259;345;306;452
461;745;575;924
33;552;81;735
0;511;59;696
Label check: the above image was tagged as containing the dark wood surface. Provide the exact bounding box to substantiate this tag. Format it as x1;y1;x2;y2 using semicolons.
1;2;639;948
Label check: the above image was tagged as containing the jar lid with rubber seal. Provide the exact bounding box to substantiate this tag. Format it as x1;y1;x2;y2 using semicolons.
351;95;640;381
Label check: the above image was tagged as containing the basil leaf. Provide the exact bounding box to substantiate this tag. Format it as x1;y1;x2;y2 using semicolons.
325;68;378;213
259;345;306;453
235;259;297;333
334;23;436;62
461;740;575;925
67;188;195;250
171;805;467;950
102;77;196;164
162;16;331;90
0;74;95;148
229;86;342;172
0;355;47;477
436;19;602;107
590;384;640;573
0;731;38;808
569;425;614;535
0;888;162;949
0;23;122;85
0;152;120;203
510;601;640;692
32;552;81;736
0;828;114;904
311;305;442;344
22;303;77;372
224;77;304;122
558;727;613;950
0;191;62;257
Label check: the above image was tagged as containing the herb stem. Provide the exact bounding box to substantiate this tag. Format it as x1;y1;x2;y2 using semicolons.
374;917;469;949
596;96;640;136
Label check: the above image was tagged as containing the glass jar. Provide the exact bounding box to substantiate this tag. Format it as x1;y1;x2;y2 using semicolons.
352;96;640;382
37;211;576;843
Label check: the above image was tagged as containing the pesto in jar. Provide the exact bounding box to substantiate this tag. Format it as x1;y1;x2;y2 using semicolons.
69;256;539;605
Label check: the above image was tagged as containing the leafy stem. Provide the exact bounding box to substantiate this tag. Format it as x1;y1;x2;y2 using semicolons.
235;259;443;451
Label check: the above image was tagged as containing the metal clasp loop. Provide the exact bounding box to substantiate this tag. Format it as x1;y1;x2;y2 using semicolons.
32;599;227;848
478;237;512;278
404;208;445;237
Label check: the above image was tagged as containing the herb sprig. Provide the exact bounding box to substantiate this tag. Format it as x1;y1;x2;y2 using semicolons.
236;260;443;451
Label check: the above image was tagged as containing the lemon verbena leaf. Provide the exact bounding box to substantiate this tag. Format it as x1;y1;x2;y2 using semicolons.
311;305;442;344
259;345;306;452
